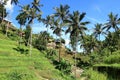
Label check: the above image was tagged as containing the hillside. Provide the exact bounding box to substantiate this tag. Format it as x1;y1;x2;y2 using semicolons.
0;33;74;80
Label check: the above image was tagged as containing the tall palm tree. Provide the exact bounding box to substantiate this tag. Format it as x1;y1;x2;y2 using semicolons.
20;0;42;56
51;4;70;62
16;12;27;46
65;11;89;78
103;12;120;32
42;15;54;48
93;23;107;53
51;18;64;62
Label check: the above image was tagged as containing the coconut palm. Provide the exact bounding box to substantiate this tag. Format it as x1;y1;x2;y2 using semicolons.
20;0;42;56
50;4;70;62
16;12;27;46
92;23;106;53
103;12;120;32
65;11;89;78
51;18;65;62
93;23;103;40
53;4;70;21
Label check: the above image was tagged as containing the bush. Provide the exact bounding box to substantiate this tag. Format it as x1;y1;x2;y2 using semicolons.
83;68;107;80
46;49;57;59
104;54;120;64
76;55;91;68
55;59;71;74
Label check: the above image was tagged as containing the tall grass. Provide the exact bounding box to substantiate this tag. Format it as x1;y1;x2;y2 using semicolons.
83;68;107;80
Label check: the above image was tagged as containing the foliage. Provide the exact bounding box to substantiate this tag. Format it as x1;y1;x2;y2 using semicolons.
104;50;120;64
83;68;107;80
54;59;71;74
76;54;91;68
46;49;57;59
33;31;49;51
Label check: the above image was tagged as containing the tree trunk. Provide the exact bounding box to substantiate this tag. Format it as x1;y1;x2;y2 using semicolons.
74;51;77;78
18;25;22;46
59;34;61;62
5;21;9;37
29;21;33;57
30;26;32;57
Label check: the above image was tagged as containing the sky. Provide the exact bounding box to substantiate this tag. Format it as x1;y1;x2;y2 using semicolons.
4;0;120;51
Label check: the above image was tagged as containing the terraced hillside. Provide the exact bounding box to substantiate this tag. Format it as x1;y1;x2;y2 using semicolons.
0;33;74;80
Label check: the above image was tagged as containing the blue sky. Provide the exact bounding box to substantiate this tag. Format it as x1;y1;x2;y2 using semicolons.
4;0;120;51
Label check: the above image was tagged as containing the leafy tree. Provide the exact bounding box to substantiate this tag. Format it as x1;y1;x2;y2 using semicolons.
80;35;98;54
33;31;49;51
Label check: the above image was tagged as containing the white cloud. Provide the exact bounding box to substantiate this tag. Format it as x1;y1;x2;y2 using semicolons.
5;0;14;14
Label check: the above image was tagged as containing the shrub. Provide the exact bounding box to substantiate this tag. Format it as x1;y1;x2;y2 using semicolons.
55;59;71;74
104;54;120;64
46;49;57;59
83;68;107;80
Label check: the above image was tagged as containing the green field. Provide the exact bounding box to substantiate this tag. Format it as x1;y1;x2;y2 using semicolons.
0;33;74;80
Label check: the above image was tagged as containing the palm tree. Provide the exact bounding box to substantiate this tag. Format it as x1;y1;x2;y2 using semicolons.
53;4;70;21
103;12;120;32
51;18;64;62
42;15;53;32
51;4;70;62
93;23;103;40
92;23;106;53
20;0;42;56
16;12;27;46
65;11;89;78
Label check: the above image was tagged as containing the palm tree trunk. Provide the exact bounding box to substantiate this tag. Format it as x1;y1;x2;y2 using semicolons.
59;34;61;62
29;21;33;57
74;51;77;78
29;28;32;56
5;21;9;37
19;25;22;46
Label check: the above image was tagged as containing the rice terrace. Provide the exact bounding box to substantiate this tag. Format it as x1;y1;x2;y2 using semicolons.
0;0;120;80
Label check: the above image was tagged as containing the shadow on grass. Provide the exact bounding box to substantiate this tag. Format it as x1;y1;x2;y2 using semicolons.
13;47;29;55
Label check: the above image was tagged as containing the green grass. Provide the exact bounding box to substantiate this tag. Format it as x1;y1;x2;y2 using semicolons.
0;33;74;80
82;68;107;80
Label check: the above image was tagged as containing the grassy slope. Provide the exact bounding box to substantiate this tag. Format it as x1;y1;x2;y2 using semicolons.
0;33;73;80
